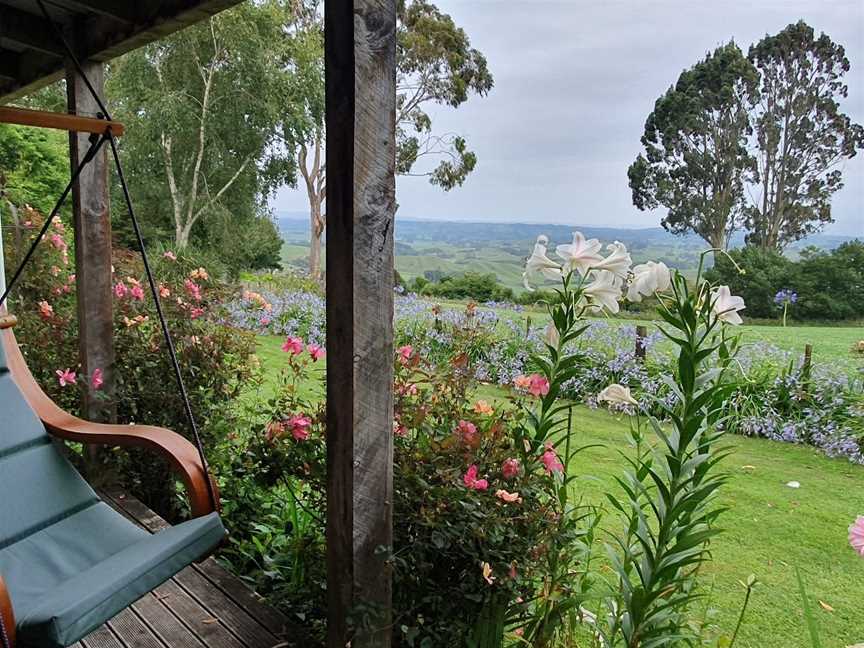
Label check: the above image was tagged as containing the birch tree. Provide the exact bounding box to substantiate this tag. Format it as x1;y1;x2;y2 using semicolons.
109;1;297;253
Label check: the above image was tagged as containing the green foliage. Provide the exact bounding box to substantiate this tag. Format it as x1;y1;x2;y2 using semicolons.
416;272;515;302
629;42;757;249
602;267;737;647
707;240;864;321
0;124;68;216
396;0;493;189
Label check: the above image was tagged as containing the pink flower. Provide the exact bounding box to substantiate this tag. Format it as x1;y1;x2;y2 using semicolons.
190;307;205;319
37;300;54;320
91;368;104;390
265;420;285;442
184;279;202;302
113;282;128;299
56;369;77;387
513;374;532;390
130;285;145;301
289;415;312;441
528;374;550;397
502;458;520;480
850;516;864;557
159;284;171;298
398;345;413;360
495;489;522;503
282;336;304;355
307;343;326;361
456;419;478;445
49;233;67;251
541;444;564;474
163;251;177;261
462;464;489;491
394;421;408;437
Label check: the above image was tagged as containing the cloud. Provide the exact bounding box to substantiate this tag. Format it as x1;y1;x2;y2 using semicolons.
272;0;864;235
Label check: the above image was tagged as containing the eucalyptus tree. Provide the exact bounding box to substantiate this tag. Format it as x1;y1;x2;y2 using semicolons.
286;0;494;280
108;1;298;260
745;21;864;250
628;42;758;252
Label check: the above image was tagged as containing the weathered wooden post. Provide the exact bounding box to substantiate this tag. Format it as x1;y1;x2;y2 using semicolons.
67;61;115;424
325;0;397;645
635;325;647;361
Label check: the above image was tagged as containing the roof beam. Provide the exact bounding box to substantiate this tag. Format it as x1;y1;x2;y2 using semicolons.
42;0;139;24
0;6;66;57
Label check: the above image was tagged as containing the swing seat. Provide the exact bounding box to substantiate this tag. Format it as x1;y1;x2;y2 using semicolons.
0;328;226;648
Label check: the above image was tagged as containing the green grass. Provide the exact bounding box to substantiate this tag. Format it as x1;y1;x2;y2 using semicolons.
253;337;864;647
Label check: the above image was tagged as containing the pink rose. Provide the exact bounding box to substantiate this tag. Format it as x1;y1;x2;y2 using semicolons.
282;336;304;355
462;464;489;491
307;343;326;361
502;458;520;480
289;415;312;441
541;444;564;474
528;374;550;397
456;419;478;445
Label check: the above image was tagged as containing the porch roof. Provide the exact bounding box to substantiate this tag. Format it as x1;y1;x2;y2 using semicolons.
0;0;244;102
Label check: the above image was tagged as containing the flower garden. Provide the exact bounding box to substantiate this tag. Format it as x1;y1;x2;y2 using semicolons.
6;214;864;647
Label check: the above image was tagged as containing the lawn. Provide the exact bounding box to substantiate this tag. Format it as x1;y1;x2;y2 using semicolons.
254;335;864;648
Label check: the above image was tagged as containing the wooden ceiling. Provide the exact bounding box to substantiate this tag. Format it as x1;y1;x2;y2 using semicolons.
0;0;244;102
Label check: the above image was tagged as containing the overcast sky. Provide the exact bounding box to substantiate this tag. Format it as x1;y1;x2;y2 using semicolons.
271;0;864;236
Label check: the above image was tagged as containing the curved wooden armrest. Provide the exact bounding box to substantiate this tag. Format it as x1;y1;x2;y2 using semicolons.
0;573;15;648
1;327;218;519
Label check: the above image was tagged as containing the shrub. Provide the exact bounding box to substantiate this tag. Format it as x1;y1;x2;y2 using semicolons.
707;241;864;321
414;272;515;302
3;207;256;516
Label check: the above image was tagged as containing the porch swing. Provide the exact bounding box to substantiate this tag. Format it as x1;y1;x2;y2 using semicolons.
0;6;226;648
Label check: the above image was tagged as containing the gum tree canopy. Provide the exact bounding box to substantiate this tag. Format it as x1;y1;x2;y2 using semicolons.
286;0;494;280
628;42;758;251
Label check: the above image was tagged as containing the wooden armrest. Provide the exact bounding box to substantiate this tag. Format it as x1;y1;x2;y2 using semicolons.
1;327;218;519
0;573;15;648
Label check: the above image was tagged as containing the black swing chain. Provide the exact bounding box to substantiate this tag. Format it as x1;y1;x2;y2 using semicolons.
0;0;219;513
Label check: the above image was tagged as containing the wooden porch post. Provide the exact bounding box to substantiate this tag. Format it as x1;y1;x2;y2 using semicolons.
66;61;115;424
325;0;397;645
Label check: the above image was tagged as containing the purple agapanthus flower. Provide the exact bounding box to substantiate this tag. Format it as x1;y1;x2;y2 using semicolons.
774;289;798;306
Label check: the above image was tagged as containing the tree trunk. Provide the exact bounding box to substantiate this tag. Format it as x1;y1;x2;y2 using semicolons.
309;197;324;280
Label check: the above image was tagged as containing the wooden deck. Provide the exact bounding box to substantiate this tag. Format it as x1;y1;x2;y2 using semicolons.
66;489;306;648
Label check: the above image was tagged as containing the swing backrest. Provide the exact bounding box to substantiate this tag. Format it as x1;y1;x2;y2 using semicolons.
0;341;99;551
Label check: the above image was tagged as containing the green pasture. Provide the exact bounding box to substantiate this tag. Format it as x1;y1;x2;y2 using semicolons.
253;335;864;648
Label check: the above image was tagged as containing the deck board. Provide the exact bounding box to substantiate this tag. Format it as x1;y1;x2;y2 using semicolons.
87;489;314;648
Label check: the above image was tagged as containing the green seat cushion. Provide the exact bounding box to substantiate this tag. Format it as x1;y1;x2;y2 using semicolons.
0;343;226;648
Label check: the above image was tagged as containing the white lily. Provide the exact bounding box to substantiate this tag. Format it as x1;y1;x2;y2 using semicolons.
711;285;746;325
583;270;622;314
522;235;562;291
591;241;632;278
626;261;671;302
555;231;603;276
597;383;639;407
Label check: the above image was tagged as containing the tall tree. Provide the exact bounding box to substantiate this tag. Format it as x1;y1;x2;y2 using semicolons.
628;42;757;251
745;21;864;250
286;0;493;280
109;1;298;253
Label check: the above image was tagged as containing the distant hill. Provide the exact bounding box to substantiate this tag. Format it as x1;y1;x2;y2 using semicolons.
275;212;858;291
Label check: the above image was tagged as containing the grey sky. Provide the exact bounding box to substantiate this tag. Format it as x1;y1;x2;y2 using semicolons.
271;0;864;236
